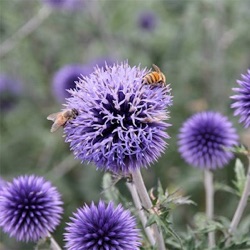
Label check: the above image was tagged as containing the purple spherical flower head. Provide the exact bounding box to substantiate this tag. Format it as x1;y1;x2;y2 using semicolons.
64;201;141;250
52;64;92;102
42;0;84;10
0;175;63;242
138;11;157;31
231;69;250;128
64;62;172;173
178;111;238;170
0;74;22;111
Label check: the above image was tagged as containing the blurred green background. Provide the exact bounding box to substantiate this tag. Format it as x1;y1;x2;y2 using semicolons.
0;0;249;249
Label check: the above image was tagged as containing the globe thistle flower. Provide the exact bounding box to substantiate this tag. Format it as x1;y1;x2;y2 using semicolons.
138;11;157;31
0;175;63;242
42;0;84;10
0;74;22;111
52;64;92;102
178;111;238;170
231;69;250;128
64;201;141;250
64;62;172;173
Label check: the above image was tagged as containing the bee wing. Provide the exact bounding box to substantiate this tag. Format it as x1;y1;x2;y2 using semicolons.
47;112;60;121
152;64;161;73
50;122;61;133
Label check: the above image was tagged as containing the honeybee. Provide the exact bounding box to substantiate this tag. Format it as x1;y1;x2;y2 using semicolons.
142;64;166;86
47;108;78;132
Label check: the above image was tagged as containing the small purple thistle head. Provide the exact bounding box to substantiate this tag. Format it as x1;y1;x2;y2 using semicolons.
138;11;157;31
0;175;63;242
64;200;141;250
231;69;250;128
0;74;22;111
178;111;238;170
64;62;172;173
42;0;84;10
52;64;92;102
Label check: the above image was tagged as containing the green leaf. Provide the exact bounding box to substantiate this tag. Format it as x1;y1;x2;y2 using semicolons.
219;238;250;250
233;159;247;195
101;173;120;205
231;145;249;155
145;214;158;227
157;180;164;197
214;182;238;196
35;237;52;250
193;213;225;233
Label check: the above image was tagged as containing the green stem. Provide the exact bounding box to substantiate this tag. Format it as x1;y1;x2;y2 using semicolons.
0;6;52;57
131;169;166;250
47;233;62;250
126;182;156;246
229;156;250;234
204;170;215;248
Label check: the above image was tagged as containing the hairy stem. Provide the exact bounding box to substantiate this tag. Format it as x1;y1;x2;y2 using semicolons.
126;182;156;246
0;6;52;58
204;170;215;248
131;168;166;250
229;156;250;234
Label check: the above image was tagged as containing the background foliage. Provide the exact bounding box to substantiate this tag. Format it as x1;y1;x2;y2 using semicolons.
0;0;249;249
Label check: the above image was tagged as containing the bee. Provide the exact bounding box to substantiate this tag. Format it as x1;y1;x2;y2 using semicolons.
47;108;78;133
142;64;166;87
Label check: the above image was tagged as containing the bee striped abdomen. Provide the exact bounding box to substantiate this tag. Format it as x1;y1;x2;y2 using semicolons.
151;72;160;82
142;64;166;86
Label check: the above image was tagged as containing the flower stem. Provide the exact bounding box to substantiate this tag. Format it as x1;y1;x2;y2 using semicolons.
131;168;166;250
0;6;52;58
48;233;62;250
126;182;156;246
204;170;215;248
228;156;250;234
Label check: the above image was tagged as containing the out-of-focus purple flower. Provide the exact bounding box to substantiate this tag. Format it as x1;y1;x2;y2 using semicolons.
178;111;238;170
64;201;141;250
64;62;172;173
42;0;84;10
231;69;250;128
138;11;157;31
52;64;92;102
0;175;63;242
0;74;22;111
0;177;6;191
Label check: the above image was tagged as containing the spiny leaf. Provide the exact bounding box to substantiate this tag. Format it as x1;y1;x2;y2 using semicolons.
157;180;164;196
145;214;159;227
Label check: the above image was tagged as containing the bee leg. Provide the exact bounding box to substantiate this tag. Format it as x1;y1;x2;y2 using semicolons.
157;81;165;87
149;81;163;87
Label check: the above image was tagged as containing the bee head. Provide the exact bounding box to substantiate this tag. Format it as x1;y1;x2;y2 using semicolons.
72;108;79;117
